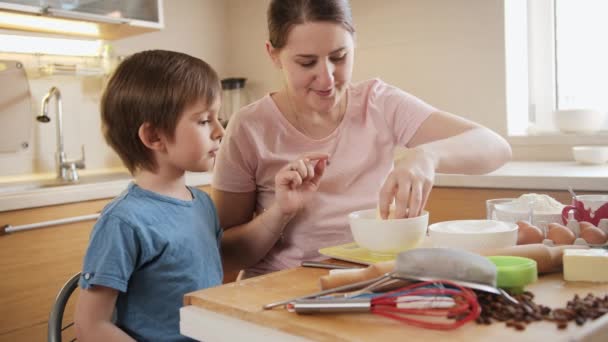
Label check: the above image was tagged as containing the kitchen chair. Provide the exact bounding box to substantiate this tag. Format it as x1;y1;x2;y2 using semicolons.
48;272;80;342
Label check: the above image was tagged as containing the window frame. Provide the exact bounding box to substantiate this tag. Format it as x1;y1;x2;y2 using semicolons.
505;0;608;147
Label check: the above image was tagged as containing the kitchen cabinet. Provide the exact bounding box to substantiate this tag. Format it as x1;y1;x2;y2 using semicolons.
0;197;108;342
0;0;164;40
2;185;599;340
0;184;210;342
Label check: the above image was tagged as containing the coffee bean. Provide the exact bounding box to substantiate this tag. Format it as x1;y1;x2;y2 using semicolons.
474;290;608;331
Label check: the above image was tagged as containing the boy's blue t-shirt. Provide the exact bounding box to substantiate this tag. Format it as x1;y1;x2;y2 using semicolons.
80;182;223;342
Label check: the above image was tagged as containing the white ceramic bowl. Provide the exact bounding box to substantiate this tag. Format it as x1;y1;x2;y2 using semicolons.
572;146;608;165
428;220;517;252
348;209;428;255
554;109;606;134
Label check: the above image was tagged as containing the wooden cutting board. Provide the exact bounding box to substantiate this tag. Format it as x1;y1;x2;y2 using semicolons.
183;266;608;341
0;60;32;153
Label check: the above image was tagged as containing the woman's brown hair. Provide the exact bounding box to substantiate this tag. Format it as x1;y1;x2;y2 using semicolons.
267;0;355;49
101;50;220;174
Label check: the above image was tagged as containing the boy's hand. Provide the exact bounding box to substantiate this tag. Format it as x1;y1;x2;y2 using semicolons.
275;153;329;216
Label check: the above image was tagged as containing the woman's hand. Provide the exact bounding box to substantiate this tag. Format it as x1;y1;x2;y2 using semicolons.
378;147;437;219
275;153;329;216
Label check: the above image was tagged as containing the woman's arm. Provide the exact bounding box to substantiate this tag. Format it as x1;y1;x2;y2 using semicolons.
213;189;294;273
407;111;512;174
74;286;134;342
215;153;329;272
379;111;511;219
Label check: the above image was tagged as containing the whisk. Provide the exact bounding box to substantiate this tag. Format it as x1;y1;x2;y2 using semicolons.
287;280;480;330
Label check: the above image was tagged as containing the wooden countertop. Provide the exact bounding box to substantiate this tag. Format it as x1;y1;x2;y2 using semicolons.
182;266;608;341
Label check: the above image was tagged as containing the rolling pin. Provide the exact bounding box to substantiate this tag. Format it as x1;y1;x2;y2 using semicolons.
319;244;590;290
478;243;589;274
319;260;395;290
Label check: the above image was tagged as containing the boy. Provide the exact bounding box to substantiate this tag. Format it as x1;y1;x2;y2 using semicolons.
75;50;224;341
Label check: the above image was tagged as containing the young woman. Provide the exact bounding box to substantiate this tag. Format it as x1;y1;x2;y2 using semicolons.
214;0;512;277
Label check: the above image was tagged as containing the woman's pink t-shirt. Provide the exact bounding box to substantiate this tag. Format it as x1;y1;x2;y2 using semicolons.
213;79;436;275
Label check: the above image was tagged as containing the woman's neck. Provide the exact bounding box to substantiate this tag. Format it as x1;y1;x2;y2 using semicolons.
277;90;347;139
134;167;191;200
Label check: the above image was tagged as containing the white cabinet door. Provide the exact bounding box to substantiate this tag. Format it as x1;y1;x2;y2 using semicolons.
0;0;43;13
45;0;162;27
0;0;163;27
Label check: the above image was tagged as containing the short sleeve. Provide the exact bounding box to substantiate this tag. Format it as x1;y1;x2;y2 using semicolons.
197;189;223;249
212;111;258;192
79;216;139;292
368;80;437;146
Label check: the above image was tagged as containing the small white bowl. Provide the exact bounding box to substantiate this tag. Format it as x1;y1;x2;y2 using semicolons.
554;109;606;134
428;220;517;252
572;146;608;165
348;209;428;255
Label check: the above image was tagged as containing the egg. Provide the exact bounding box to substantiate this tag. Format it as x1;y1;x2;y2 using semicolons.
579;221;608;245
547;223;576;245
516;220;544;245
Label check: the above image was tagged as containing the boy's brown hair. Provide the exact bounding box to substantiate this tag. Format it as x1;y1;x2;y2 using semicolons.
101;50;220;174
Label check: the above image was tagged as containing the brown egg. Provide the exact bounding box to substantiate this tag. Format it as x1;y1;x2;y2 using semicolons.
579;221;608;245
516;220;544;245
547;223;576;245
580;221;598;232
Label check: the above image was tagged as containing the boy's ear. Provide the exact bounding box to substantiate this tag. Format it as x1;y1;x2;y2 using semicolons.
265;41;282;69
138;122;165;151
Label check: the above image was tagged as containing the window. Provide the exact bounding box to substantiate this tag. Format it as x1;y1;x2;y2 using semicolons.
505;0;608;137
555;1;607;115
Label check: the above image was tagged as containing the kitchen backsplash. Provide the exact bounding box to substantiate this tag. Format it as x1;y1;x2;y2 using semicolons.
0;52;122;176
0;0;228;177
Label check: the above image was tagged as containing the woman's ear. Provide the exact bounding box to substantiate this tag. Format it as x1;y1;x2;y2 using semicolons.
138;122;165;151
265;41;282;69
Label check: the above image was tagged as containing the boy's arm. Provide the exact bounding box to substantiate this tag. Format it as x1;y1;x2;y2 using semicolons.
75;286;135;342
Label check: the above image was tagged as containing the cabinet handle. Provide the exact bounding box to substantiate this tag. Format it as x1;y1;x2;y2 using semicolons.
1;213;100;235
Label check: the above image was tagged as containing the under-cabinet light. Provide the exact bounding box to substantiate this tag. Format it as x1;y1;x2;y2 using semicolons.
0;33;102;56
0;11;99;36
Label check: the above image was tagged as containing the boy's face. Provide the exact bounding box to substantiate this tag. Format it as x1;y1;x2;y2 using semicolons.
163;97;224;173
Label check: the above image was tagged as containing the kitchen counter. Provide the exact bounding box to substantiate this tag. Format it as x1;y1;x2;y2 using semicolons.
436;161;608;192
181;266;608;341
0;169;212;211
1;161;606;212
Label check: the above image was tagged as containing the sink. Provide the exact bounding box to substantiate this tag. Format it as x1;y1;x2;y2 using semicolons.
0;171;132;194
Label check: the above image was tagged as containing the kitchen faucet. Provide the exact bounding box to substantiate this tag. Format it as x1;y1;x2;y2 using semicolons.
36;86;85;182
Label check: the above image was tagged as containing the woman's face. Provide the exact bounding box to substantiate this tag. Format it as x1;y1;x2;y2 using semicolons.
272;21;355;114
